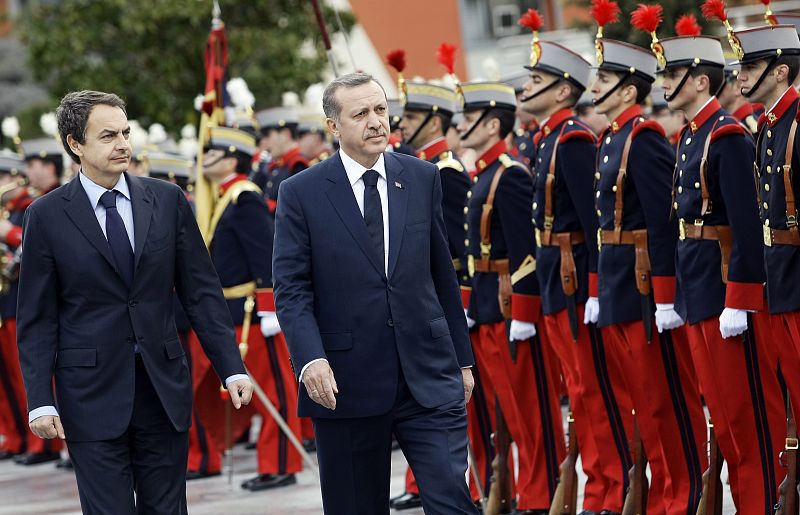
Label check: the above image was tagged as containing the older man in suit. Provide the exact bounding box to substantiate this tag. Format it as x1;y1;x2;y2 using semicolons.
16;90;253;514
273;73;477;515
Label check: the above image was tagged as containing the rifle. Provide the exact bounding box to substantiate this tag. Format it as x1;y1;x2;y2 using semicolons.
549;410;579;515
695;418;723;515
485;400;513;515
775;397;798;515
622;416;648;515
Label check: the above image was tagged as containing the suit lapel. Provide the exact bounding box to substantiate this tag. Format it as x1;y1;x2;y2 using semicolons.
61;176;120;278
385;153;407;280
127;174;153;274
324;153;385;278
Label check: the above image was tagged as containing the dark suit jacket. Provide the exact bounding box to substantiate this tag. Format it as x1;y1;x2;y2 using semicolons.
16;174;245;442
273;151;473;419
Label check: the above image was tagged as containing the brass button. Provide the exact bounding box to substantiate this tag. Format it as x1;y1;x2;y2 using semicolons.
463;223;469;230
568;120;574;125
679;170;683;177
765;183;770;192
605;136;611;144
597;209;602;216
681;154;686;161
694;182;700;189
686;137;692;145
463;206;468;214
767;129;772;138
533;202;538;209
673;202;678;209
595;172;601;180
612;185;618;192
540;143;545;149
767;165;772;173
765;218;770;227
603;155;609;163
763;202;769;209
464;239;469;246
520;143;527;150
767;149;773;156
596;191;601;198
472;176;478;183
678;186;683;193
467;191;472;198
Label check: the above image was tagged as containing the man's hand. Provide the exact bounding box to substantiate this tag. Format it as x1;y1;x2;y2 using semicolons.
30;415;65;440
509;320;536;341
462;368;475;404
303;360;338;410
583;297;600;325
259;312;282;338
719;307;748;339
227;378;254;409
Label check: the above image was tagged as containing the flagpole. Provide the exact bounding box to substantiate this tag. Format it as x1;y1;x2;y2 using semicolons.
310;0;340;77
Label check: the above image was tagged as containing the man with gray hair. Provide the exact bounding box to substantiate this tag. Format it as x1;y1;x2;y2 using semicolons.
273;72;478;514
16;90;253;513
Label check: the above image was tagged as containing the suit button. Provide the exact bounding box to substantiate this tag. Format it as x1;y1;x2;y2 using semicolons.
388;285;393;292
387;319;394;327
128;300;136;307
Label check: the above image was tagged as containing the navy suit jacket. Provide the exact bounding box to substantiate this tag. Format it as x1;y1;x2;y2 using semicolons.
16;174;245;442
273;151;473;419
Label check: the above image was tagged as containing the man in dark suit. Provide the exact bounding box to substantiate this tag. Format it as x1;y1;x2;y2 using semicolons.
273;72;478;515
16;90;253;514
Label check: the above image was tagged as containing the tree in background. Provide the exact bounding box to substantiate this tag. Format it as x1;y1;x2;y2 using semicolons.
17;0;354;133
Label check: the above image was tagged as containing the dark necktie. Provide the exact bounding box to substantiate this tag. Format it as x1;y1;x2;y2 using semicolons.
100;190;134;287
362;169;385;271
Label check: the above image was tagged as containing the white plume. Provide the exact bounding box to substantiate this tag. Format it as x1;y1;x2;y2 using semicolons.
178;138;197;159
128;121;149;150
304;83;325;111
227;77;255;109
194;94;205;112
282;91;300;108
180;124;196;140
1;117;20;139
482;57;500;81
40;112;58;136
148;123;168;144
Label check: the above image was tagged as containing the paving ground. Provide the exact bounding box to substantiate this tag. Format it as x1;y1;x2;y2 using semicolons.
0;407;738;514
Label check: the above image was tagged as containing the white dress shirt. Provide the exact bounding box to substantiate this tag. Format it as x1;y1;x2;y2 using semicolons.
29;172;246;423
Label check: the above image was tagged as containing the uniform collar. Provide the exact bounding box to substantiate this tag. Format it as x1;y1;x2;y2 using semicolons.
731;102;754;122
540;108;573;137
688;97;721;134
610;104;642;134
475;139;508;174
765;87;799;127
523;119;540;132
219;173;248;195
416;137;448;161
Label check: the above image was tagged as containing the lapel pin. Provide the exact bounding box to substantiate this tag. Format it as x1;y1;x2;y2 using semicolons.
394;181;403;189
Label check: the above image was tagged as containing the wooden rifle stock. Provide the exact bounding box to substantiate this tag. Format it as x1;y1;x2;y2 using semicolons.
486;400;513;515
549;410;579;515
775;398;798;515
695;418;723;515
622;417;648;515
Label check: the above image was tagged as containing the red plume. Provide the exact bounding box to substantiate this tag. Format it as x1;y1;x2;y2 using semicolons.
591;0;621;28
675;14;702;36
631;4;663;34
701;0;728;23
518;8;543;32
437;43;457;75
759;0;771;5
385;49;406;74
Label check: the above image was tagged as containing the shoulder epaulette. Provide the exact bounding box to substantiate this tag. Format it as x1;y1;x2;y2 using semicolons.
435;151;465;173
710;121;747;144
229;180;263;204
498;153;529;174
559;129;595;144
631;119;666;139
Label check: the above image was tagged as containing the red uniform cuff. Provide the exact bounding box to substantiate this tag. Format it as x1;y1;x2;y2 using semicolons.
652;276;676;305
588;272;599;298
511;293;540;323
725;282;764;311
266;198;277;213
256;289;274;312
460;286;471;309
6;225;22;248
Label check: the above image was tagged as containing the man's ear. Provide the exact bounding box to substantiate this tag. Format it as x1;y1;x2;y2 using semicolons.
775;63;791;84
554;82;572;104
66;134;83;158
325;118;339;137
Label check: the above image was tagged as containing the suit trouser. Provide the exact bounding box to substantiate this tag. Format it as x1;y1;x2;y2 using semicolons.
544;307;633;513
685;314;784;515
313;369;477;515
405;337;506;501
602;321;705;515
470;321;564;509
68;355;188;515
0;318;61;455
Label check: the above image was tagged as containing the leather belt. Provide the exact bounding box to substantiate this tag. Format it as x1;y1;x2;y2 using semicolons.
764;226;800;247
679;219;728;241
222;281;257;300
599;229;638;245
536;229;585;247
470;257;510;275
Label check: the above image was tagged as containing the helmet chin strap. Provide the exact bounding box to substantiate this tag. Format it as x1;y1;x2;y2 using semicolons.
592;72;632;107
741;56;778;100
518;79;562;103
459;109;491;141
404;111;435;148
664;67;695;103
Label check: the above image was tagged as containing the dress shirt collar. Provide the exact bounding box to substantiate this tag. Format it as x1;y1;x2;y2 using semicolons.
340;148;386;186
79;170;130;208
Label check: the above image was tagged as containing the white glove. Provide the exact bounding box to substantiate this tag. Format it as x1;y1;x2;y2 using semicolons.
719;308;748;339
259;311;282;338
583;297;599;325
464;309;476;329
654;303;684;333
509;320;536;341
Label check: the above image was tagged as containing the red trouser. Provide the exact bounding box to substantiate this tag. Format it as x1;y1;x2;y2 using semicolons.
0;319;62;455
763;311;800;417
191;326;303;475
405;332;509;501
468;321;564;510
685;314;784;515
184;331;221;474
544;307;633;513
603;322;705;514
300;417;314;442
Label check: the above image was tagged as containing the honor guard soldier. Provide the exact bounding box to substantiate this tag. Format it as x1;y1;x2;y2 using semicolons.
592;5;706;512
644;2;786;510
458;79;565;513
297;118;331;165
518;10;633;513
21;138;64;197
503;70;540;167
0;152;57;465
254;107;309;216
386;98;415;156
192;126;303;491
734;18;800;501
719;61;764;135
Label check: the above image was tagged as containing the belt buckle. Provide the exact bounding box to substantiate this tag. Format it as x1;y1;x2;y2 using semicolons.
787;437;799;451
788;214;797;228
764;224;773;247
543;215;554;231
467;255;475;277
679;218;686;240
535;228;542;248
597;228;603;251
